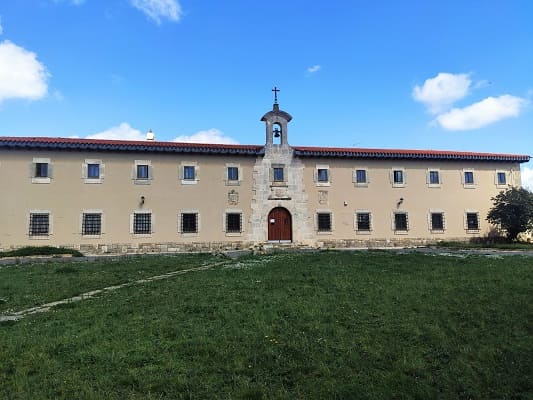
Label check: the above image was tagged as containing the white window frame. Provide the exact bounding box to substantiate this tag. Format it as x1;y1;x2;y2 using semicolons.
130;210;153;237
31;157;52;184
392;210;409;234
80;209;105;237
223;209;244;237
427;169;441;188
82;159;105;184
464;210;480;233
391;168;406;188
28;210;53;239
353;168;369;187
180;162;199;185
314;164;331;187
495;170;508;188
462;169;476;188
178;209;200;236
428;209;445;233
316;210;333;234
132;160;153;185
354;210;372;234
224;163;242;186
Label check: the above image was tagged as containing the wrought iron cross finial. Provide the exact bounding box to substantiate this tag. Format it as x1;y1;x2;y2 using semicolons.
272;86;280;104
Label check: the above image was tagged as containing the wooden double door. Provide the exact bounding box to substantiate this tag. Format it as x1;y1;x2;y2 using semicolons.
267;207;292;242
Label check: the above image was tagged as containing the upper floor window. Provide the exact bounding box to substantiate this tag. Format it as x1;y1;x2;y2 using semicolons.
31;158;52;184
227;166;239;181
273;166;285;182
496;171;507;186
317;168;329;182
428;170;440;186
83;159;104;184
184;166;195;180
355;169;368;185
463;170;475;187
315;164;330;186
392;169;405;187
133;160;152;184
88;164;100;178
180;162;199;184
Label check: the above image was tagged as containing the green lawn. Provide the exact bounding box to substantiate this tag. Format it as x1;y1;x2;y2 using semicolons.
1;251;532;399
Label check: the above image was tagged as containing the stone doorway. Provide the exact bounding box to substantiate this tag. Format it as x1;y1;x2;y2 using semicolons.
267;207;292;242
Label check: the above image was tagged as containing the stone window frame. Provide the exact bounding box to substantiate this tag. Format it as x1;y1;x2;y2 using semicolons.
353;168;369;187
223;209;244;237
462;169;476;188
392;210;409;234
390;167;406;188
130;210;154;237
31;157;53;184
314;164;331;187
494;170;508;188
224;163;242;186
270;163;287;186
428;209;445;233
180;161;199;185
80;209;105;238
178;209;200;237
316;210;333;234
82;159;105;184
464;210;480;233
132;160;153;185
354;210;372;235
28;210;53;239
427;169;441;188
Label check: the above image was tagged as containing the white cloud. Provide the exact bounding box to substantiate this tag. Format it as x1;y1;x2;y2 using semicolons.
173;128;239;144
436;95;528;131
521;167;533;192
131;0;181;24
0;40;49;104
86;122;145;140
413;72;471;114
306;65;321;75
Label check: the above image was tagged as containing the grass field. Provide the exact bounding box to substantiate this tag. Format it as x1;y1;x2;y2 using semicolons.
1;251;532;399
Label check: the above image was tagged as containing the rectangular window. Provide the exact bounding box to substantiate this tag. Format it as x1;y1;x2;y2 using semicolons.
87;164;100;179
356;212;371;231
431;212;444;230
133;213;151;234
181;213;198;233
356;169;367;184
183;166;196;180
35;163;49;178
29;213;50;236
226;213;242;233
393;170;404;185
464;171;474;185
137;164;149;179
317;212;332;232
466;212;479;230
317;168;329;182
429;170;440;185
497;172;507;185
394;212;408;231
273;167;284;182
227;166;239;181
82;213;102;235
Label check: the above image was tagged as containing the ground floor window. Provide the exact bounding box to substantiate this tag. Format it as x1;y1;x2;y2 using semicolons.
29;213;50;236
356;212;371;231
133;213;151;234
394;212;408;231
226;213;242;233
82;213;102;235
430;212;445;231
466;212;479;230
181;213;198;233
317;212;332;232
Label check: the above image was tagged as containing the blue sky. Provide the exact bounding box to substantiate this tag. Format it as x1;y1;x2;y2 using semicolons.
0;0;532;188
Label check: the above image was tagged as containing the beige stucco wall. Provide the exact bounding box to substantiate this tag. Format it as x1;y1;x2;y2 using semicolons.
0;148;523;252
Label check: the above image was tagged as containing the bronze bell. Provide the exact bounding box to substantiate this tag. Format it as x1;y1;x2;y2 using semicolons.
273;128;281;138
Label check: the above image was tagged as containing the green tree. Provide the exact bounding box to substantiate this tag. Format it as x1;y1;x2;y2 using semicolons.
486;187;533;241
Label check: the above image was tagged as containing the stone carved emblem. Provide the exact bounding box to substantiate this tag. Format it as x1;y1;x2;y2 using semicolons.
318;190;328;205
228;190;239;205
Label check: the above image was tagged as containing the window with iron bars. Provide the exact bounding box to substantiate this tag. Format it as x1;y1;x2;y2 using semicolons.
226;213;242;233
133;213;151;234
181;213;198;233
29;213;49;236
82;213;102;235
356;212;371;231
317;213;332;232
394;212;408;231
